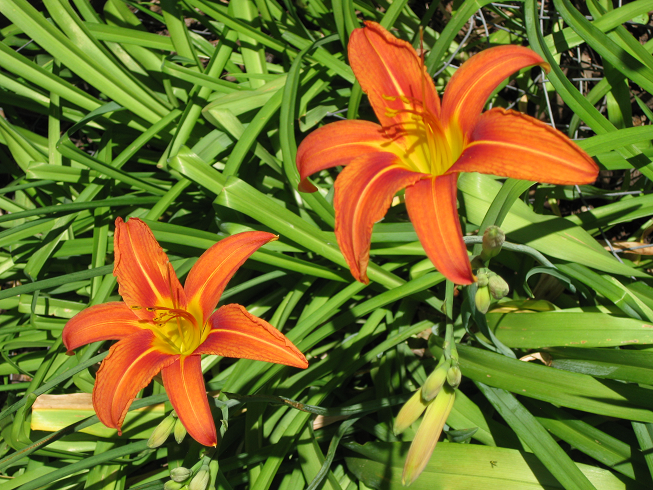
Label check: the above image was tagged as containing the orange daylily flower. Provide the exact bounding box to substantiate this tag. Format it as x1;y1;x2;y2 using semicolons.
63;218;308;447
297;22;599;285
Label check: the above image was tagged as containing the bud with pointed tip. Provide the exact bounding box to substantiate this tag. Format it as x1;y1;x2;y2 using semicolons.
170;467;191;483
480;226;505;262
174;418;187;444
189;464;210;490
446;364;462;389
402;385;456;486
421;360;450;402
488;274;510;300
475;285;491;314
394;389;428;436
147;412;176;448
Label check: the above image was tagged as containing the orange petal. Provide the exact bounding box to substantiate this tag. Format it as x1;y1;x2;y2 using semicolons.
441;45;548;138
93;329;176;432
184;232;277;325
113;217;186;322
296;119;399;193
404;175;474;285
63;302;144;353
161;355;217;447
349;21;441;129
449;108;599;184
334;152;425;283
195;304;308;369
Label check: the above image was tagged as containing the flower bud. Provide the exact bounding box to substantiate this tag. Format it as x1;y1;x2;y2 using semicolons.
488;274;510;300
164;481;184;490
421;360;450;402
147;412;176;448
394;389;428;435
475;285;491;314
480;226;505;262
189;465;210;490
446;364;462;389
174;418;187;444
170;467;191;482
402;385;456;486
476;269;489;288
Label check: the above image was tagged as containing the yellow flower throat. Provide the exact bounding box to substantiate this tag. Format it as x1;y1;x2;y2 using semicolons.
383;95;464;176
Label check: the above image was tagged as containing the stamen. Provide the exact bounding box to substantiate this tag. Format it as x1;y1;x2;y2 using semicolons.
145;306;199;329
381;91;452;175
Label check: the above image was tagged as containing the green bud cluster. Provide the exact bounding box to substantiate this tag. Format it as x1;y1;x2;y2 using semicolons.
474;268;510;314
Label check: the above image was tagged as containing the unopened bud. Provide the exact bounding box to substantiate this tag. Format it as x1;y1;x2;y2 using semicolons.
189;465;210;490
174;418;187;444
402;385;456;486
476;269;489;288
421;360;450;402
488;274;510;300
170;467;191;482
475;285;491;314
480;226;505;262
164;481;184;490
446;364;462;389
147;412;176;448
394;389;428;435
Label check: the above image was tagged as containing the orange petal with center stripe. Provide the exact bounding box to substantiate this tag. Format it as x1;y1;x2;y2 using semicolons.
184;232;277;325
113;217;186;322
334;152;425;284
441;45;548;138
449;108;599;184
93;329;176;432
161;355;217;447
405;175;474;285
296;119;400;193
63;302;144;353
349;21;441;129
195;304;308;369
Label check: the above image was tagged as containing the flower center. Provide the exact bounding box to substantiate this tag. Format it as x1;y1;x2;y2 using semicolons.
383;95;463;176
133;305;205;356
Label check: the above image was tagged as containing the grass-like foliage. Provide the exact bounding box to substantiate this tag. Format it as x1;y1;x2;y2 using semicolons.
0;0;653;489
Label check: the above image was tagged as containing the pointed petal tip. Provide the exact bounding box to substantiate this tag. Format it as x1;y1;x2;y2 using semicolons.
457;272;476;286
162;357;218;447
195;433;218;447
405;176;475;286
348;266;370;285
